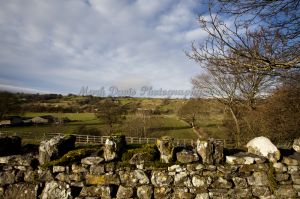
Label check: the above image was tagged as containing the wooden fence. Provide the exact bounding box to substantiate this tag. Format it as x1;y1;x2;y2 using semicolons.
0;131;201;147
0;131;293;148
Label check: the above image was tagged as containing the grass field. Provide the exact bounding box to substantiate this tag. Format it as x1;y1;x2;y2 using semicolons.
1;112;199;141
22;112;96;121
1;97;229;142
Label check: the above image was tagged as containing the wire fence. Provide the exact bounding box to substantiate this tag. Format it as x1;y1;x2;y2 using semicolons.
0;131;293;148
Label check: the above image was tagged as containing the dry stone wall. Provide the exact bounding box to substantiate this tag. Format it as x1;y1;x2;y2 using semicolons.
0;136;299;199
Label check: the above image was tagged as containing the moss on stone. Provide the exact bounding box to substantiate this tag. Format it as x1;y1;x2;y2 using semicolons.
86;174;120;185
85;174;106;185
42;146;102;168
144;160;174;169
121;144;159;162
267;163;278;193
116;161;136;169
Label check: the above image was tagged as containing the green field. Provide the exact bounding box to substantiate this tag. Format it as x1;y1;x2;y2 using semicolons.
1;96;229;143
1;112;199;141
22;112;96;121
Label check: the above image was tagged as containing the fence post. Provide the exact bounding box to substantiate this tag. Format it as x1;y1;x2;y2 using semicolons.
131;137;133;144
146;138;149;144
139;137;141;144
86;135;89;144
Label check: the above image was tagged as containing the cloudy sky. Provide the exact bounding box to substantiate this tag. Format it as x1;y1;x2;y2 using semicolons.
0;0;208;96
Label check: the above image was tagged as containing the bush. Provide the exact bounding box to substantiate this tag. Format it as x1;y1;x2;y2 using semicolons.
75;125;104;136
43;146;103;167
121;144;159;162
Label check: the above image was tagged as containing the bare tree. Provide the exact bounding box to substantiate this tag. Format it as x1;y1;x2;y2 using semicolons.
191;53;273;146
217;0;300;40
124;110;163;137
135;109;151;137
95;98;127;134
190;2;299;74
188;0;298;144
178;100;202;128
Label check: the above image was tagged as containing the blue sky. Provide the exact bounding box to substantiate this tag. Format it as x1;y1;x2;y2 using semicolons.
0;0;207;95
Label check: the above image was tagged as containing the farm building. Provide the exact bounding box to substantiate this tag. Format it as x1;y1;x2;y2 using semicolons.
0;116;23;126
0;119;11;126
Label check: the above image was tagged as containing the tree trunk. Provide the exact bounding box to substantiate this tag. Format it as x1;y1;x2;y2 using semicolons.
191;113;196;128
229;107;241;147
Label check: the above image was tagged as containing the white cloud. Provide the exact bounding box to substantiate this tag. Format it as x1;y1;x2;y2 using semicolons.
185;28;207;40
0;0;205;96
0;84;53;94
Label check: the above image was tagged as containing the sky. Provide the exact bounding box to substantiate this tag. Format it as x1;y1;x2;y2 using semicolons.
0;0;208;97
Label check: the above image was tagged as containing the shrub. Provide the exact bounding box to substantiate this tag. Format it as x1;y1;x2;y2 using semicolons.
121;144;159;162
75;125;103;136
43;146;103;168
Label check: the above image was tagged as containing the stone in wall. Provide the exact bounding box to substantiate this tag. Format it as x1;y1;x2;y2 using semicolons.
196;139;214;164
232;177;248;188
246;136;280;163
195;193;209;199
154;186;172;199
293;138;300;153
103;135;126;162
156;136;174;163
210;177;233;189
173;187;194;199
176;149;199;164
79;186;112;198
274;185;298;198
174;171;192;187
40;181;72;199
226;152;266;165
129;152;153;165
151;171;173;187
247;171;269;186
116;185;134;198
137;185;153;199
192;175;212;188
0;171;15;186
81;156;104;165
3;183;38;199
213;139;224;164
119;170;149;186
39;135;76;165
251;186;272;198
86;173;120;186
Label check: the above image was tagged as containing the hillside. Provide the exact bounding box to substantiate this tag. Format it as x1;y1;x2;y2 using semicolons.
0;92;228;143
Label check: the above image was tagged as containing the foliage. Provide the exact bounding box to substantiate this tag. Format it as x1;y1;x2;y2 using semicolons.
42;146;102;168
177;99;210;128
268;163;278;193
121;144;159;162
245;74;300;143
75;125;104;136
95;98;127;134
0;91;21;119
